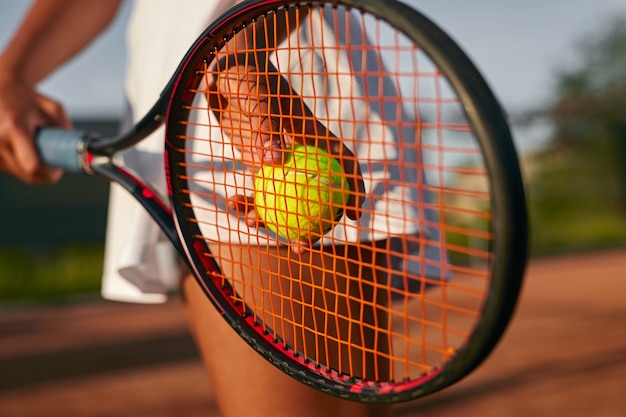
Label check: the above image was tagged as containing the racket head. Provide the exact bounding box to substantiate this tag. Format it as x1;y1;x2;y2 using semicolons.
164;0;527;403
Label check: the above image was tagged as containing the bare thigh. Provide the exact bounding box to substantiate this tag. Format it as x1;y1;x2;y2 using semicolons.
181;240;393;417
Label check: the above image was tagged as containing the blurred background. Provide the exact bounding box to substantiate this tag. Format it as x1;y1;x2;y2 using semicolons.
0;1;624;416
0;0;624;305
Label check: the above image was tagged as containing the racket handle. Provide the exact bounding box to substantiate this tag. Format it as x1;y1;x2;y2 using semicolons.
36;127;89;173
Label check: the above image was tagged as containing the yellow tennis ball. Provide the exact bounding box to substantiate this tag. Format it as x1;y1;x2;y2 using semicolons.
254;144;350;242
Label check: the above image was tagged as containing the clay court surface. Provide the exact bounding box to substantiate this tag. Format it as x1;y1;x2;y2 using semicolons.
0;248;624;416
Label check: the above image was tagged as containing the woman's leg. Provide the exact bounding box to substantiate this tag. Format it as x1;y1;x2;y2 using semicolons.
183;240;389;417
182;275;390;417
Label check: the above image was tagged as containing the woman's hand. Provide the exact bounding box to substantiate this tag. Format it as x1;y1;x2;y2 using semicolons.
0;74;71;184
209;62;365;253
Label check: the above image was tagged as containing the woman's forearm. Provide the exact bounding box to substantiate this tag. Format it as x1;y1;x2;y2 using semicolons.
0;0;122;85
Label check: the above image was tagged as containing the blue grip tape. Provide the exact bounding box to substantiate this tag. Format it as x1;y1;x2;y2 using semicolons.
35;128;87;173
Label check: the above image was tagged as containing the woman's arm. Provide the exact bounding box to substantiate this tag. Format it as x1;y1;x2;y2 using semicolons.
0;0;122;84
0;0;122;184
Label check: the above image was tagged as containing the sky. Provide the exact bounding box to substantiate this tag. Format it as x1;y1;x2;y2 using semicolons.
1;0;626;151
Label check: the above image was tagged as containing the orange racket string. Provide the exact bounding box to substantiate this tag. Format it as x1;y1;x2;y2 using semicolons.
174;3;496;382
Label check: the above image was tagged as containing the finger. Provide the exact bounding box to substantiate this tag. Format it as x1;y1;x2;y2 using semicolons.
37;93;72;129
227;194;260;228
226;193;310;254
218;65;285;165
290;240;310;255
37;165;64;184
10;94;69;184
29;95;69;183
0;143;22;179
244;209;260;228
1;137;57;184
10;128;61;184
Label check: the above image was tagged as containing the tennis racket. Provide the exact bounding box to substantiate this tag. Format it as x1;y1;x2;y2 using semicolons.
36;0;527;404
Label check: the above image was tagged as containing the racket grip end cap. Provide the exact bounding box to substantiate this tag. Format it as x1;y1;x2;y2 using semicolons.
36;127;90;173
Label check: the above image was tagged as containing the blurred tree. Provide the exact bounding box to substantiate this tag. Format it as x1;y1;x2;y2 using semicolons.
549;16;626;208
526;16;626;252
